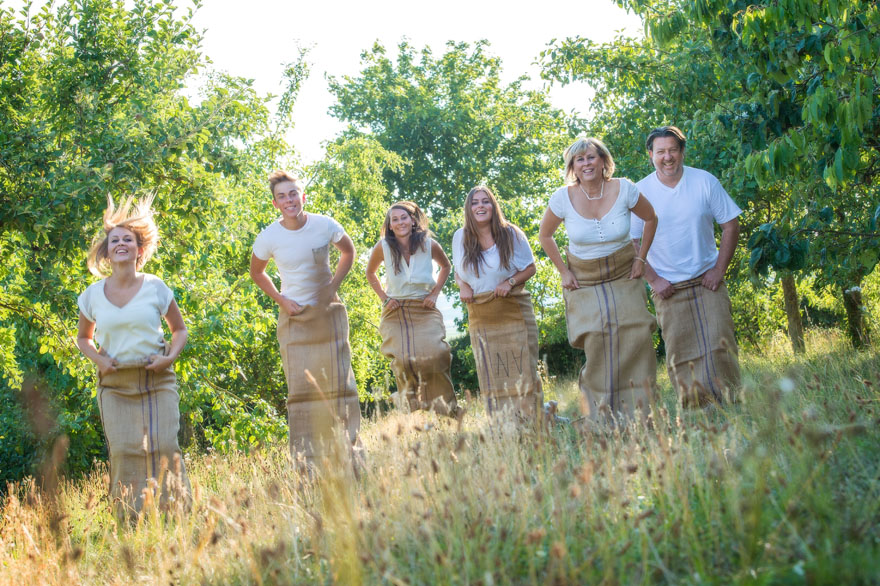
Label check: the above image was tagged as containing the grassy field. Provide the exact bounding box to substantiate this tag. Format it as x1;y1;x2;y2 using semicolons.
2;330;879;584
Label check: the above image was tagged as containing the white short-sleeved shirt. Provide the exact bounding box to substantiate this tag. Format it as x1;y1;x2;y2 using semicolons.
631;166;742;283
548;178;641;260
252;213;345;305
452;225;535;295
380;237;435;300
78;273;173;363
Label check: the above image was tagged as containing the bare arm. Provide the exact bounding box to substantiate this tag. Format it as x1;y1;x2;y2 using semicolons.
365;242;388;301
249;253;302;315
425;240;451;308
494;263;537;298
629;195;657;279
538;207;578;290
146;300;187;371
702;218;739;291
328;234;355;297
76;313;117;375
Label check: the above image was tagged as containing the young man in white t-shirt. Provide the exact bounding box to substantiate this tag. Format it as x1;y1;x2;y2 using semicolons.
630;126;743;405
249;171;360;465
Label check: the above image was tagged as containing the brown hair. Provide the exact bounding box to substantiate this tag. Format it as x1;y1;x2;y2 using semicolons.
646;126;687;152
381;201;431;274
563;137;615;184
268;170;304;198
86;194;159;277
461;186;516;278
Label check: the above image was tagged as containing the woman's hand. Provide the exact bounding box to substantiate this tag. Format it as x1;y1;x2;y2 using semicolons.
494;280;513;298
560;268;579;290
459;282;475;304
384;297;401;311
96;354;118;376
422;292;439;308
279;296;305;315
145;354;174;372
629;259;645;280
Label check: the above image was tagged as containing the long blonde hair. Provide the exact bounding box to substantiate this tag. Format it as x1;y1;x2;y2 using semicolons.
461;186;515;278
86;194;159;276
381;201;431;274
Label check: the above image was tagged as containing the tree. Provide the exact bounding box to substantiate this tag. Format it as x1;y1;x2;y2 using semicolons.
540;0;880;348
0;0;307;482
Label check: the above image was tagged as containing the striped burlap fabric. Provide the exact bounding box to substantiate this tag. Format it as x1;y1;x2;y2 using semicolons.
379;299;457;415
277;301;360;466
97;365;190;516
654;277;741;407
466;286;543;422
563;245;656;428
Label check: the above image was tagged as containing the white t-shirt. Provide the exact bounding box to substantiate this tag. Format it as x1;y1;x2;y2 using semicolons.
548;178;641;260
78;273;173;363
252;213;346;306
452;225;535;295
380;237;435;300
631;166;742;283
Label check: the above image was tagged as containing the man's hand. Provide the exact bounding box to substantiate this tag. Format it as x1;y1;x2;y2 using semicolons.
701;267;725;292
649;276;675;299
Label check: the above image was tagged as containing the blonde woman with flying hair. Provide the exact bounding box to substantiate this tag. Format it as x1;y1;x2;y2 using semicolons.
76;194;190;517
452;186;543;423
366;201;458;416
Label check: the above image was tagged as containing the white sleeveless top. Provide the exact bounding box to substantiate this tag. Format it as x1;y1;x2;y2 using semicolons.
381;237;435;300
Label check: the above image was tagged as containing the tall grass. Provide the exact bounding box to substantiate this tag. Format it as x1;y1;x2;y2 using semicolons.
2;329;879;584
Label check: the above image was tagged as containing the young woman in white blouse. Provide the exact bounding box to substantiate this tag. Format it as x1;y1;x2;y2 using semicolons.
366;201;457;415
539;137;658;428
76;195;189;515
453;186;543;422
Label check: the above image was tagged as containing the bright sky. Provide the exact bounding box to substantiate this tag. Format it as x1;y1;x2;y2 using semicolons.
190;0;643;164
189;0;643;331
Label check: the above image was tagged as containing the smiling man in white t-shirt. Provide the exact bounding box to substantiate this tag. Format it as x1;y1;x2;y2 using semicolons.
630;126;742;406
249;171;360;466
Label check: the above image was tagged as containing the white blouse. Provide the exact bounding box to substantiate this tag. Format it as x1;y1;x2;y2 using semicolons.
548;178;640;260
381;237;435;300
78;273;173;363
452;225;535;295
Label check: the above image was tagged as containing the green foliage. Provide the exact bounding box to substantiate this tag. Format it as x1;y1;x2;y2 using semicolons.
540;0;880;345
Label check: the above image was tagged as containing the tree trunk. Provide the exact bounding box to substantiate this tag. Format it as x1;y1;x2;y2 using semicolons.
842;284;868;349
781;274;805;354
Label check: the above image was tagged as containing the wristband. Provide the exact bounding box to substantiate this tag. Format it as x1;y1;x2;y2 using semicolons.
634;257;647;263
383;297;392;306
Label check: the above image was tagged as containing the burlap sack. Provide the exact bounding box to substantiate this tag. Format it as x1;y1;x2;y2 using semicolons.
97;365;190;515
563;245;656;427
654;277;740;406
466;287;543;421
277;301;360;465
379;299;457;415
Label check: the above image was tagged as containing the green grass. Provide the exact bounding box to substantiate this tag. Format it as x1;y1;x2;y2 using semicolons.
2;329;879;584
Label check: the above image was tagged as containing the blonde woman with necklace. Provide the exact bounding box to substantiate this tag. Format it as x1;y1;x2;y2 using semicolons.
453;186;543;423
539;137;659;430
76;195;190;517
366;201;458;416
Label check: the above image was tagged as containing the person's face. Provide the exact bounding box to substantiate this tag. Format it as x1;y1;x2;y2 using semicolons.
649;136;684;180
470;191;494;224
572;146;604;183
272;180;306;219
389;208;415;239
107;227;140;265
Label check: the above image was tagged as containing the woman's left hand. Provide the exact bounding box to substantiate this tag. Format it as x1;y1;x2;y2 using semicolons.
494;280;513;298
422;292;439;308
629;259;645;280
145;354;174;371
